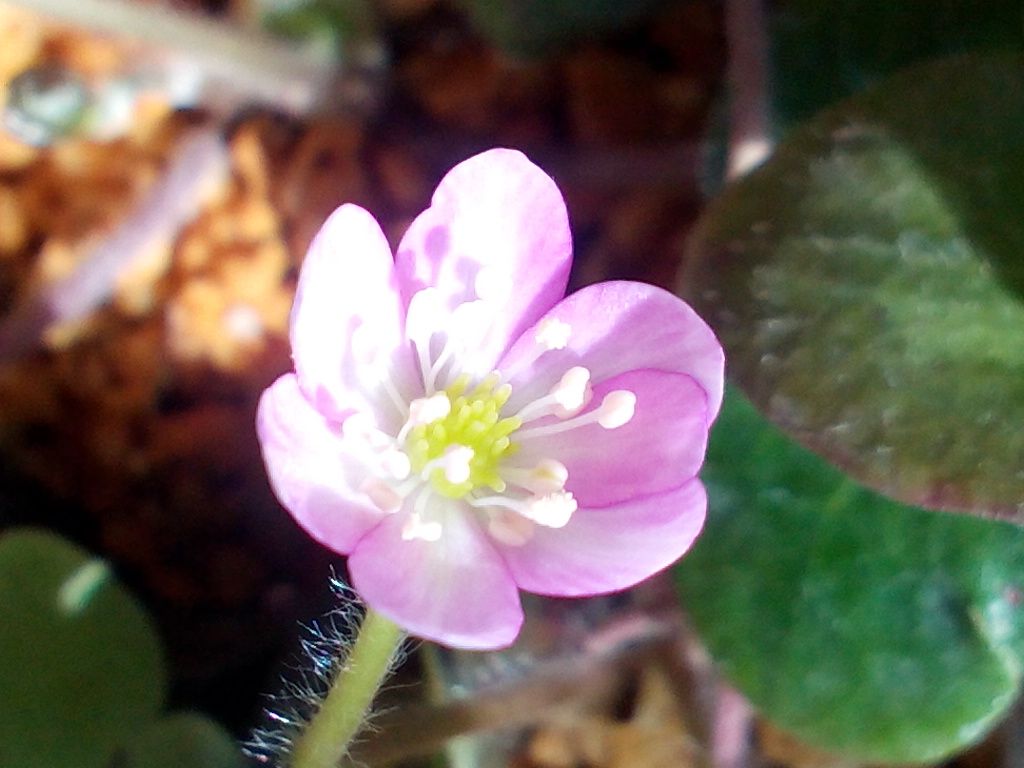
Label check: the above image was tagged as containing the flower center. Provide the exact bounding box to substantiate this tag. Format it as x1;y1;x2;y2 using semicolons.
404;372;521;499
352;296;639;545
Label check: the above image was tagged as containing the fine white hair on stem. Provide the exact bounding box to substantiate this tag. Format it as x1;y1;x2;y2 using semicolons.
245;574;409;766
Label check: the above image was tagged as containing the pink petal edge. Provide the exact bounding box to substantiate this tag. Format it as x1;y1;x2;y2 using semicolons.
290;204;412;427
496;478;707;597
256;374;386;555
514;369;710;508
395;148;573;372
349;505;524;650
501;281;724;422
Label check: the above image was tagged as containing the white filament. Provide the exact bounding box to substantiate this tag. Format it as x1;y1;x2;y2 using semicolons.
515;389;637;441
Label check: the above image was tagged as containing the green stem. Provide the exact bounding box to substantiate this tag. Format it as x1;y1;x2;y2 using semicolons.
289;609;405;768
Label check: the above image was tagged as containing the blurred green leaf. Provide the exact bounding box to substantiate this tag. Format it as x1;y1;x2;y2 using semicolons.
676;390;1024;763
0;528;166;768
682;54;1024;521
262;0;377;58
772;0;1024;128
114;713;243;768
459;0;671;56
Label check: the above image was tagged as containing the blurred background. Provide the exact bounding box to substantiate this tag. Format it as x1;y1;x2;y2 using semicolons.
1;1;1022;767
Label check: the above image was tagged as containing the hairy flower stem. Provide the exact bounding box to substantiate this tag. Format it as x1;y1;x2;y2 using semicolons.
289;609;404;768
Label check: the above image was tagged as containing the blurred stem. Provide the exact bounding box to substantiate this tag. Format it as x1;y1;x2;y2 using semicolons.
289;609;404;768
725;0;771;179
8;0;336;114
350;612;681;766
711;683;754;768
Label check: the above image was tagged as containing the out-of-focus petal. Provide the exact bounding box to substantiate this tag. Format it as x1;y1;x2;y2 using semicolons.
514;369;709;508
349;505;523;650
501;281;724;421
290;204;413;428
395;149;572;374
257;374;386;554
496;479;706;597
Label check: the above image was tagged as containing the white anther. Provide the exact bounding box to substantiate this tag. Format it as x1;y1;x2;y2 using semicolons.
522;491;577;528
534;317;571;350
531;459;569;492
361;478;403;514
397;392;450;443
409;393;451;425
596;390;637;429
438;444;474;484
502;459;569;495
551;366;592;417
380;450;412;480
402;514;443;542
487;510;535;547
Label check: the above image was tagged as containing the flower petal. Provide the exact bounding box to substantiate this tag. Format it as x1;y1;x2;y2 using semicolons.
256;374;386;554
501;281;725;421
395;149;572;374
291;204;413;427
348;505;523;650
496;479;707;597
514;369;709;508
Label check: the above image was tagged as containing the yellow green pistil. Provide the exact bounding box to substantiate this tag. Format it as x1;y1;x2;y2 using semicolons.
405;373;521;498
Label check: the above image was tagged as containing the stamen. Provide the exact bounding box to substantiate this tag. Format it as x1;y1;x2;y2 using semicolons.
487;509;535;547
405;288;446;392
397;392;451;443
342;414;410;479
466;490;577;529
551;367;592;416
352;325;409;418
427;344;455;393
443;445;474;483
424;301;487;391
342;412;391;449
534;317;571;350
402;515;443;542
402;489;443;541
361;478;403;514
380;450;412;480
452;301;499;380
421;444;474;485
501;459;569;495
378;374;409;419
522;491;577;528
514;389;637;441
514;366;593;422
597;390;636;429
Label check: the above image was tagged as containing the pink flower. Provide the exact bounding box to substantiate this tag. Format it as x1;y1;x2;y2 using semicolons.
257;149;724;650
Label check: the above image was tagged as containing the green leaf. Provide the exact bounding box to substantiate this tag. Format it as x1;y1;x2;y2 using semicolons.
0;528;166;768
772;0;1024;128
458;0;671;56
113;713;244;768
676;390;1024;763
682;54;1024;521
